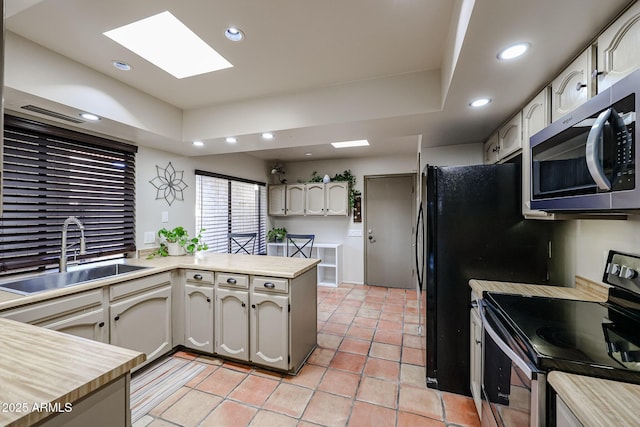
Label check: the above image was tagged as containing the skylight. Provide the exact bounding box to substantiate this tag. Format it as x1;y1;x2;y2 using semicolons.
104;11;233;79
331;140;370;148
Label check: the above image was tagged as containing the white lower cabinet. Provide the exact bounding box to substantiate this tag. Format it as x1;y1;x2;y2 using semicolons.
250;291;289;371
41;308;108;343
469;292;483;418
110;275;173;369
215;286;249;361
184;270;214;353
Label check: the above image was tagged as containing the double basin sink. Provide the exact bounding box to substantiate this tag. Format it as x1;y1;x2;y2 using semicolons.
0;263;150;296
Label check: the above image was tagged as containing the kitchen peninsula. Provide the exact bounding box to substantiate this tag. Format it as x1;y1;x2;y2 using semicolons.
0;254;319;426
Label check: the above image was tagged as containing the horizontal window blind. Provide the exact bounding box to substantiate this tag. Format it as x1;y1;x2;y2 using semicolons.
0;116;138;273
195;171;266;255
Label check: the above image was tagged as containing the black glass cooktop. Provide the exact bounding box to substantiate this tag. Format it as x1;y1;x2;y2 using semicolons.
485;292;640;383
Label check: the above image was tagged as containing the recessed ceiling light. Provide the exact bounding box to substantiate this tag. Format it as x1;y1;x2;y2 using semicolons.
261;132;274;140
193;140;204;147
225;27;244;42
80;112;100;121
331;139;370;148
225;137;237;143
112;60;132;71
497;42;530;61
104;11;233;79
469;98;491;108
305;152;313;156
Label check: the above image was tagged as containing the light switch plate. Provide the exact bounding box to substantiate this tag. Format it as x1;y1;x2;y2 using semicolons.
144;231;156;244
161;211;169;223
348;229;363;237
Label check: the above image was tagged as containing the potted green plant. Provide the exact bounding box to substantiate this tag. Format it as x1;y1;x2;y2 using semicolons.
267;227;287;242
148;226;208;258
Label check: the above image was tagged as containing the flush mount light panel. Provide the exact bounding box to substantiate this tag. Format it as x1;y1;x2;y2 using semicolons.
331;139;370;148
192;140;204;147
104;11;233;79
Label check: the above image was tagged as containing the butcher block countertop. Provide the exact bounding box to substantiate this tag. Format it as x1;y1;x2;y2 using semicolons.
469;275;609;302
0;317;145;427
0;253;320;311
549;371;640;427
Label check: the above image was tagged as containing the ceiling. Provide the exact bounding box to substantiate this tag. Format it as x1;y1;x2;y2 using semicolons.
3;0;636;162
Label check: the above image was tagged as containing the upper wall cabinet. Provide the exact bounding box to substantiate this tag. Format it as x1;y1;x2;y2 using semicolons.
497;112;523;161
483;132;500;164
521;88;554;219
597;1;640;91
268;182;349;216
268;185;286;216
551;48;595;122
483;113;522;164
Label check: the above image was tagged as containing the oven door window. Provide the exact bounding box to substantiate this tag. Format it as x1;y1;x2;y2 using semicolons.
482;330;533;426
532;94;635;199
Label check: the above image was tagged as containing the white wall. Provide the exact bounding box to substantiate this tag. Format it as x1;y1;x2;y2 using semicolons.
551;215;640;285
273;153;417;284
135;147;269;252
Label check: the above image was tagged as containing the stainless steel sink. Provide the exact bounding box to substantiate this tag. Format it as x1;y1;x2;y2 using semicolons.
0;263;150;295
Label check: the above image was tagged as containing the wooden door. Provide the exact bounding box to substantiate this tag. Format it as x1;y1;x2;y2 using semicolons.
185;283;214;353
215;287;249;361
364;174;415;288
250;292;289;371
597;1;640;91
551;48;594;122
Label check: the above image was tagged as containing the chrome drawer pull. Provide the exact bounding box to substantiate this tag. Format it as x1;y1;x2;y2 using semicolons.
193;274;203;280
226;278;237;284
264;282;276;289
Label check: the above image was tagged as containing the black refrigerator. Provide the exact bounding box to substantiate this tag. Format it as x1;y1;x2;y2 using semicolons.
423;162;552;396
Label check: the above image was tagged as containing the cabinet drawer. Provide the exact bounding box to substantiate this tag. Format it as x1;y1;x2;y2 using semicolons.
185;270;214;284
216;273;249;289
1;289;103;324
109;272;172;301
253;276;288;294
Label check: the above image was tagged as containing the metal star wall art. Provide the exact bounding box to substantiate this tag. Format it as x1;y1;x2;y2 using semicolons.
149;162;188;206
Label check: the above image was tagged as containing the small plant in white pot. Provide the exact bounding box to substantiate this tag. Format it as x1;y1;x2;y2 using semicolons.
148;226;208;258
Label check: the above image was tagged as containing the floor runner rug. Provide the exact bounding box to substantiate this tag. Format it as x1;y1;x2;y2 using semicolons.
130;357;205;423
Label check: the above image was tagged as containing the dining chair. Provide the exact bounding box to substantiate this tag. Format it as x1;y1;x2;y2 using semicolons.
286;234;315;258
228;232;257;255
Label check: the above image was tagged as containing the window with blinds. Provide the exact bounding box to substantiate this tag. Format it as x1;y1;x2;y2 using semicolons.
0;115;137;274
195;170;267;255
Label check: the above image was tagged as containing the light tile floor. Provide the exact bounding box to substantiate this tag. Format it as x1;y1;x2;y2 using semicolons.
133;283;481;427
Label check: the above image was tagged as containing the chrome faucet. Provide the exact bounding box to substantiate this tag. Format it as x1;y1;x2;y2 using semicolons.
60;216;87;272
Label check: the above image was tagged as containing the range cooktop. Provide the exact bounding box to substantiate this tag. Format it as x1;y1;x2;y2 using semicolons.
484;250;640;384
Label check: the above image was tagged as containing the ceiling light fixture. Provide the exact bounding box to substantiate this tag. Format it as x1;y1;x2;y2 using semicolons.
469;98;491;108
79;112;100;121
331;139;370;148
225;27;244;42
261;132;274;140
497;42;530;61
305;152;313;156
112;60;132;71
193;140;204;147
225;137;237;143
104;11;233;79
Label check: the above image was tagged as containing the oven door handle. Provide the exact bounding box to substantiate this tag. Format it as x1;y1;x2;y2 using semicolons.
481;309;539;380
585;107;628;191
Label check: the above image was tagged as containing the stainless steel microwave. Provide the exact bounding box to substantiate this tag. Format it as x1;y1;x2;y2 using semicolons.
530;69;639;212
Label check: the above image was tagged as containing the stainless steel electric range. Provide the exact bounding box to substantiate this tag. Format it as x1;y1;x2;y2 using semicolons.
480;250;640;427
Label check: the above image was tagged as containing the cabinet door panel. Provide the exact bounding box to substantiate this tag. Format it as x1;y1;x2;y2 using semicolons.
285;185;305;215
41;308;108;343
250;292;289;371
305;183;325;215
483;133;499;164
110;285;172;365
185;284;214;353
268;185;286;216
498;113;522;161
325;182;349;215
215;287;249;361
551;49;593;122
597;1;640;91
